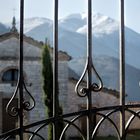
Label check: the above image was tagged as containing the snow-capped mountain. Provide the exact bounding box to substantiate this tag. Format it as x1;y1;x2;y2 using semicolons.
59;13;86;32
77;13;118;35
3;13;140;101
18;17;52;33
24;13;140;69
26;21;53;42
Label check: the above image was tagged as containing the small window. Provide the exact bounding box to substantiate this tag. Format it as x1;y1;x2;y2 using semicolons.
2;69;18;82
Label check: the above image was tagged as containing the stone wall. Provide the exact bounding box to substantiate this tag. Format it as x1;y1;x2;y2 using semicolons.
58;61;69;114
0;36;69;138
66;79;140;137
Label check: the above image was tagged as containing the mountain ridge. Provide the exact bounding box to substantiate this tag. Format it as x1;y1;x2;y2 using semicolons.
1;13;140;101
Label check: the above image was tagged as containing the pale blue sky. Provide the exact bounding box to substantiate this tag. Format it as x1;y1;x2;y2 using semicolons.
0;0;140;33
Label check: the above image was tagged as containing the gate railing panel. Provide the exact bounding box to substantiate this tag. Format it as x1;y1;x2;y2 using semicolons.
0;0;140;140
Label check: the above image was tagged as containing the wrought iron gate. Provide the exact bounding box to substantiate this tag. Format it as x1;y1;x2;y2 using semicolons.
0;0;140;140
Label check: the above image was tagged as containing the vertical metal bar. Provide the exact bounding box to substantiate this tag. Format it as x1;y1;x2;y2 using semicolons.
53;0;58;139
119;0;126;139
19;0;24;140
87;0;92;139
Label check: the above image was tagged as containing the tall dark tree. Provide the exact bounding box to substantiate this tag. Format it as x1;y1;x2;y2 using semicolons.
42;43;65;140
42;43;53;140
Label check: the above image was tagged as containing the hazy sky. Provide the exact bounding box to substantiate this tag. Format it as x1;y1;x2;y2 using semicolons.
0;0;140;33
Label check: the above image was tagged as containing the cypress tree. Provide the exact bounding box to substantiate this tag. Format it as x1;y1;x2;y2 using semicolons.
42;43;65;140
42;43;53;140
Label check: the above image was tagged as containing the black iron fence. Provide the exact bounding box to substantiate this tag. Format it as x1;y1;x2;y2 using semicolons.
0;0;140;140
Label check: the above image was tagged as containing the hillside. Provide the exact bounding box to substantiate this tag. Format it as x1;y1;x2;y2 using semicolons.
0;23;9;34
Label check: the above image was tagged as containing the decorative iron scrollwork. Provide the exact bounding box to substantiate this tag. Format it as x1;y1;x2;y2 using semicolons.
75;0;103;98
23;81;35;111
6;80;35;117
75;59;103;97
6;81;19;117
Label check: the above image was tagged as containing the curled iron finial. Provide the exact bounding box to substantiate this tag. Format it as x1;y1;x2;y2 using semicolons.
6;80;35;117
75;59;103;97
75;61;88;97
6;81;19;117
75;0;103;98
90;63;103;92
23;81;35;111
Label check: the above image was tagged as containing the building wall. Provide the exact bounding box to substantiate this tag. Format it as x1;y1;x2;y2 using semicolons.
66;79;140;137
66;79;120;137
0;37;69;138
0;37;41;58
58;61;69;114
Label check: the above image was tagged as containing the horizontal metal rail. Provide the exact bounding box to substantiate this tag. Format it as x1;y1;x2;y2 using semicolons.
1;104;140;139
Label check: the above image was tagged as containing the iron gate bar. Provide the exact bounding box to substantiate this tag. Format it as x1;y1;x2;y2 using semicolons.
119;0;125;139
19;0;24;139
87;0;93;139
75;0;103;139
53;0;59;140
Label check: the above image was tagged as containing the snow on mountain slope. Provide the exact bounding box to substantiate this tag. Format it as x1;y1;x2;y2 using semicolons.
25;14;118;58
59;13;86;32
27;21;87;58
24;13;140;70
19;17;52;33
25;14;85;34
77;13;118;36
26;21;53;42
